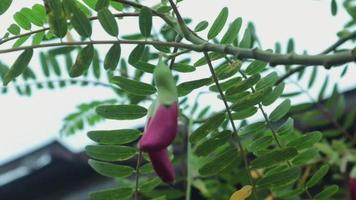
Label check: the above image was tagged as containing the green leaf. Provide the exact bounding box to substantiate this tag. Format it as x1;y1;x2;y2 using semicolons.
87;129;141;145
199;146;239;176
318;76;329;100
215;60;241;80
262;83;285;106
331;0;337;16
231;87;272;110
111;76;156;96
98;8;118;37
132;61;155;73
0;63;9;81
194;52;224;67
104;44;121;70
340;65;348;77
32;31;45;45
281;91;302;98
96;104;147;120
48;11;67;38
40;53;50;77
0;0;12;15
291;147;319;165
70;7;92;38
156;5;171;13
90;187;133;200
306;164;329;188
194;20;209;32
248;136;273;152
86;145;137;161
177;78;212;96
88;159;134;178
32;4;46;21
251;147;297;169
173;63;196;73
225;74;260;95
3;49;33;86
194;130;231;156
139;7;152;38
139;177;161;192
269;99;291;122
256;167;301;188
110;1;124;11
277;118;294;136
308;67;317;88
48;55;61;76
82;0;97;9
231;106;258;120
13;35;30;48
210;77;242;92
190;113;226;143
245;60;267;75
7;24;20;35
20;8;43;27
49;47;76;55
287;131;322;150
314;185;338;200
255;72;278;90
95;0;109;11
92;50;101;79
287;38;294;53
14;11;31;30
153;44;171;53
128;44;145;65
239;121;265;136
239;27;252;48
70;44;94;77
221;17;242;44
207;7;228;39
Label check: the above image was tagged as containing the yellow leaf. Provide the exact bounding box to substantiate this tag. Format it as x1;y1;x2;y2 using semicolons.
230;185;253;200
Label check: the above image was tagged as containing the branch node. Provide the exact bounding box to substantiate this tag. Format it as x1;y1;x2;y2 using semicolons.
224;45;232;54
251;47;258;58
323;60;332;69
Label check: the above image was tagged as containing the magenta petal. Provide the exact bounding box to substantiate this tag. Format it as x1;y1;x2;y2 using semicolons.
148;149;175;183
139;102;178;151
349;178;356;200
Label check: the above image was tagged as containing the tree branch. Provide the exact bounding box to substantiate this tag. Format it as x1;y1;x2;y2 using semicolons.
276;30;356;84
1;38;356;68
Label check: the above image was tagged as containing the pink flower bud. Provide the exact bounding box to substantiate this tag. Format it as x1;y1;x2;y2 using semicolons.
139;102;178;152
349;177;356;200
148;149;175;183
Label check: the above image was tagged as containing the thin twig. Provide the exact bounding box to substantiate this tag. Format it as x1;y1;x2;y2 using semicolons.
169;36;183;69
204;52;258;200
134;151;142;200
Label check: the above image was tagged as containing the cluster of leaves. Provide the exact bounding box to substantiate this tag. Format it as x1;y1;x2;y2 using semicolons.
0;0;355;199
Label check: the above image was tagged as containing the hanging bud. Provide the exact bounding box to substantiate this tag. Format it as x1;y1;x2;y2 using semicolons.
148;149;175;183
139;102;178;152
154;59;178;105
139;101;175;183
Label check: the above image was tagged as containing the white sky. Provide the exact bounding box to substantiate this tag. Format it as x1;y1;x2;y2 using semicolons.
0;0;355;164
